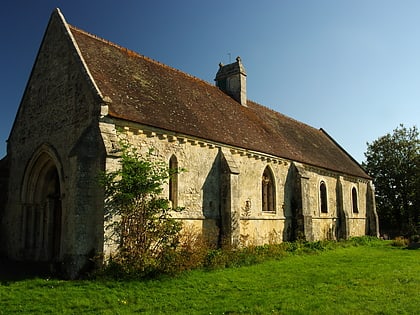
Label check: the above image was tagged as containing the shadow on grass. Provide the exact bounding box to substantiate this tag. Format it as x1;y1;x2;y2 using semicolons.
407;242;420;250
0;256;56;282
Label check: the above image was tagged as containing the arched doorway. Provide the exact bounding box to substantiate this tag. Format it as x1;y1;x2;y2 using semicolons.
21;147;63;262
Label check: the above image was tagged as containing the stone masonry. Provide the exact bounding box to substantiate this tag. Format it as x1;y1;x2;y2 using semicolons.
0;9;379;278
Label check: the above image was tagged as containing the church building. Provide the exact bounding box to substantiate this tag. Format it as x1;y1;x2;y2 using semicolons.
0;9;378;278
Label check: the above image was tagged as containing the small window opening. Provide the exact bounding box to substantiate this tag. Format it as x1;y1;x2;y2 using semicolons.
169;155;178;208
320;181;328;213
352;187;359;213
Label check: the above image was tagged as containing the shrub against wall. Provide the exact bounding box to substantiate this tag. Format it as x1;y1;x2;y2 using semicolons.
100;140;183;276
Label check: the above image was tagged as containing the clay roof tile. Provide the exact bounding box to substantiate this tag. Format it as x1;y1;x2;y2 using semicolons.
69;25;369;179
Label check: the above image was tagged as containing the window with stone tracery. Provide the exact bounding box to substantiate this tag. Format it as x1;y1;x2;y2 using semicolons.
262;166;275;212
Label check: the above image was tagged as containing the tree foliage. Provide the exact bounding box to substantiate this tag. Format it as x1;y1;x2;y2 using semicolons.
363;124;419;236
100;140;183;276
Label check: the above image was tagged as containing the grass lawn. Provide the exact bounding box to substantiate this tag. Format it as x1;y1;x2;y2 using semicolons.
1;242;419;314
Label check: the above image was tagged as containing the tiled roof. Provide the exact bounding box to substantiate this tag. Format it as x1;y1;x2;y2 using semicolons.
69;25;369;179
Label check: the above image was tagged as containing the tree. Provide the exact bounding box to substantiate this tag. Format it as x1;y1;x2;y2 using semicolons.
100;139;183;276
363;124;419;236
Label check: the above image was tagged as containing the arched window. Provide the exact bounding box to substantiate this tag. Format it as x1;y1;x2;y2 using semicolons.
169;155;178;208
320;181;328;213
352;187;359;213
262;166;275;212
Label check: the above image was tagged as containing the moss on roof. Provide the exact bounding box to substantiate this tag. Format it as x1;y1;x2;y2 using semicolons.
69;25;369;179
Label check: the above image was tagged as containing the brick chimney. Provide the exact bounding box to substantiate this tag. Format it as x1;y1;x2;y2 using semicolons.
215;56;247;106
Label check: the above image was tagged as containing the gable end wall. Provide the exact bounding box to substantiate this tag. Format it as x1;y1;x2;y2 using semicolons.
3;11;106;277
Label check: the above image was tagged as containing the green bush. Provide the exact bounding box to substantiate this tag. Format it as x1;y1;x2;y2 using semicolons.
99;140;185;278
99;237;390;279
410;234;420;243
391;236;409;247
348;236;381;247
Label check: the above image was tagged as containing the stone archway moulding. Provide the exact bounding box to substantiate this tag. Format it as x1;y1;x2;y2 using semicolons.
20;143;65;262
21;143;64;204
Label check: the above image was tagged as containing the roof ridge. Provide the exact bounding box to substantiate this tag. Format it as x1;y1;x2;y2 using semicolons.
68;24;215;88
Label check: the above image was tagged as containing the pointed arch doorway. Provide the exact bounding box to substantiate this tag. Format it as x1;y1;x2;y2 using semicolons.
21;146;63;262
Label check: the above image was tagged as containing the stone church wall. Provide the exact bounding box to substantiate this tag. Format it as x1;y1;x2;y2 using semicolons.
3;13;106;277
231;153;290;245
100;118;373;254
306;174;338;240
342;178;369;237
100;119;225;254
2;9;377;278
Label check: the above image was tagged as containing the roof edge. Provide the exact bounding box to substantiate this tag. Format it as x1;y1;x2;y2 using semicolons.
7;9;61;151
319;128;371;179
57;9;105;102
67;24;217;90
7;8;106;151
106;114;372;180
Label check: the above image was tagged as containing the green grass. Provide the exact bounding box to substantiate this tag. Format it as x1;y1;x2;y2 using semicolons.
1;242;419;314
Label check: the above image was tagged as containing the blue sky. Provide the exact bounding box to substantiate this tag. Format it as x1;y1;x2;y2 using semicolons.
0;0;419;162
